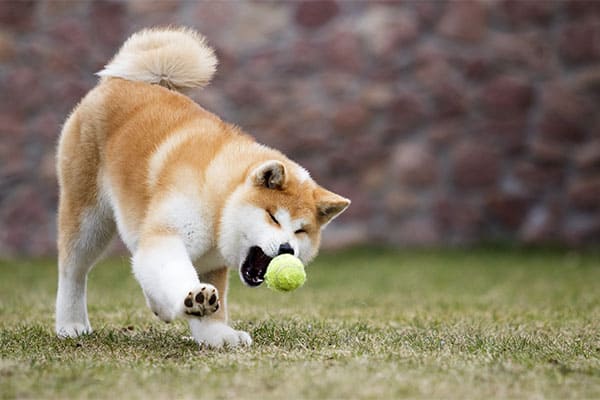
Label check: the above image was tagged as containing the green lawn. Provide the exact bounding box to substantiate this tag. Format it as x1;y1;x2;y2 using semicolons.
1;248;599;399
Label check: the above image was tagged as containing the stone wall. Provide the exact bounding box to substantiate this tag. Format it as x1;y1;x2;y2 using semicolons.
1;0;600;256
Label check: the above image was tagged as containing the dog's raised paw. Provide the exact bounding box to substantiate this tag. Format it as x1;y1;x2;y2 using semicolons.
184;284;219;317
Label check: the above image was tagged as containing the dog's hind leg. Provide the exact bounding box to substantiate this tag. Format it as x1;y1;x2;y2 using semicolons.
55;114;116;338
55;195;115;338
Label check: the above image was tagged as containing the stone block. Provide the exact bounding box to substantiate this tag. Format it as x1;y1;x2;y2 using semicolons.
295;0;339;28
565;0;600;18
90;0;126;47
414;0;443;27
360;83;395;110
0;0;36;31
39;152;57;185
563;214;600;245
568;177;600;210
47;18;92;61
3;67;46;114
193;2;238;41
384;190;420;217
327;136;381;176
474;117;528;154
537;112;587;144
30;111;61;142
514;161;565;193
426;120;462;148
356;6;418;57
488;31;558;75
575;139;600;170
282;38;322;74
391;142;438;187
0;113;25;139
40;0;87;17
536;82;591;143
431;82;467;119
519;202;563;243
434;196;484;238
325;30;363;72
333;102;369;132
529;138;570;164
321;223;370;250
559;20;600;64
390;216;441;247
451;142;500;189
485;192;532;229
480;76;534;117
388;91;426;135
458;54;494;81
0;31;15;62
499;0;555;26
415;44;460;89
128;0;179;14
0;187;48;252
438;0;487;42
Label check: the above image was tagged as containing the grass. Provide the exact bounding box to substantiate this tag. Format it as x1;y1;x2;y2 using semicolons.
1;247;599;399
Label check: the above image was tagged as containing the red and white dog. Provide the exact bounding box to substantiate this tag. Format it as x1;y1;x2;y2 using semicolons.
55;27;350;348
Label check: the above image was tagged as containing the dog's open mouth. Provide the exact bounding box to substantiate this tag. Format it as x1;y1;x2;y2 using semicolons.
240;246;272;287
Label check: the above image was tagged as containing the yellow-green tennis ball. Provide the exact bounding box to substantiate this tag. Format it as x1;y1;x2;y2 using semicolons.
264;254;306;292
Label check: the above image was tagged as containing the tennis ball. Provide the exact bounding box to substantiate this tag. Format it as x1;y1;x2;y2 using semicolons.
264;254;306;292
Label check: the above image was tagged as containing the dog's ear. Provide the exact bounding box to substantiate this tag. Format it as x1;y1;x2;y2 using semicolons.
251;160;287;190
315;188;351;226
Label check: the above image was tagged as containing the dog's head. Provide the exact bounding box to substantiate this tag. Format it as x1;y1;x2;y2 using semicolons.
218;159;350;287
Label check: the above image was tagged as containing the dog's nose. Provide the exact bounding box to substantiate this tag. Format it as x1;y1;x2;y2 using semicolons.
278;243;294;255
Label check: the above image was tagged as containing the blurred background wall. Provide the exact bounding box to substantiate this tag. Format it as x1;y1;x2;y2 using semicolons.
1;0;599;256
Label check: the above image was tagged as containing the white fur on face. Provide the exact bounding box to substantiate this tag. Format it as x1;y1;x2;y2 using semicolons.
218;188;316;274
271;208;315;264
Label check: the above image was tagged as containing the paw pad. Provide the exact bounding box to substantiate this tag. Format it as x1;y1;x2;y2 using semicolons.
184;284;219;318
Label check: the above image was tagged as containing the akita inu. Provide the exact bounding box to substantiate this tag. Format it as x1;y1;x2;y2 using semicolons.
55;27;350;348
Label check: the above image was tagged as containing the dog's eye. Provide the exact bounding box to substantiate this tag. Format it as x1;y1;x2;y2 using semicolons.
295;228;307;235
267;211;279;226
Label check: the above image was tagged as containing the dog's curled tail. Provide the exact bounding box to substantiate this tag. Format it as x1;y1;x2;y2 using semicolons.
97;27;217;91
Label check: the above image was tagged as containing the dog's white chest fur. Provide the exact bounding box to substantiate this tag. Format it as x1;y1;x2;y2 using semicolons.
151;193;228;273
152;193;216;261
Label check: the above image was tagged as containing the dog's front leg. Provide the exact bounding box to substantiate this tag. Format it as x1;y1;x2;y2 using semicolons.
189;267;252;348
132;233;219;323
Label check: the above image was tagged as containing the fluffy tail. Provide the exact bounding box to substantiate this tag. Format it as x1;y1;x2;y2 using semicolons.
97;27;217;91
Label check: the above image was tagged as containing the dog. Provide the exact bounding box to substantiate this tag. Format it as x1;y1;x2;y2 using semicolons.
55;27;350;348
